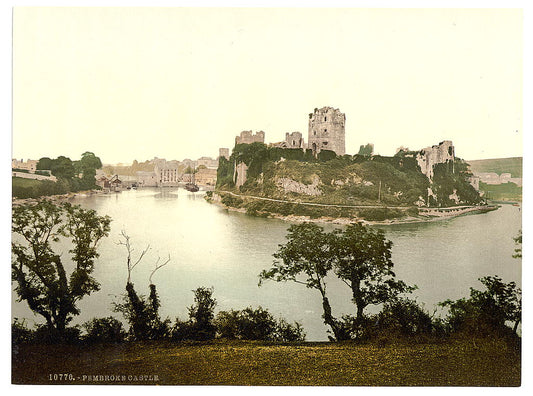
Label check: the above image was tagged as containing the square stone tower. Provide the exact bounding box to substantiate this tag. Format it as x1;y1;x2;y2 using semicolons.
308;107;346;156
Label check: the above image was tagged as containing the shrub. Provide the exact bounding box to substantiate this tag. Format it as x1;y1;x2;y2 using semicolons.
215;306;306;342
439;276;521;336
376;298;434;336
12;318;34;345
171;287;217;341
82;317;127;344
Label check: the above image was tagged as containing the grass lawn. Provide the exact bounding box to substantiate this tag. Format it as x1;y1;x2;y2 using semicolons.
12;177;42;189
12;338;520;386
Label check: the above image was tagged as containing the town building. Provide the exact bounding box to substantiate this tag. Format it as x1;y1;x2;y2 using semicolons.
12;158;38;173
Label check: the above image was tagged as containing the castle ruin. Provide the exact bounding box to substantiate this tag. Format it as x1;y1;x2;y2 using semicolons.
308;107;346;156
235;130;265;145
416;140;455;179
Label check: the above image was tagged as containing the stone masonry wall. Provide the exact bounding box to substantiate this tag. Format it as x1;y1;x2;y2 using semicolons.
308;107;346;155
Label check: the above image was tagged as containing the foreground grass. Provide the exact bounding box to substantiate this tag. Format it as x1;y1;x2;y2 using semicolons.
12;337;520;386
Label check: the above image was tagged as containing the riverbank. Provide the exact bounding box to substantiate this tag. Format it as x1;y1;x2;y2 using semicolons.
12;337;520;386
11;189;104;207
207;191;501;226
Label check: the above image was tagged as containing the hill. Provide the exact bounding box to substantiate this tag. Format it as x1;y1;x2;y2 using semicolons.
214;144;482;221
466;157;522;178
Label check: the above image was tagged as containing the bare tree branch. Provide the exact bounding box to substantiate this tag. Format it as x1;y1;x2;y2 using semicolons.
149;254;171;284
117;230;150;283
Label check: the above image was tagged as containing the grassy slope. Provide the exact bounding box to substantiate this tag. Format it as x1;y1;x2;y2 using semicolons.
12;177;42;189
467;157;522;178
12;338;520;386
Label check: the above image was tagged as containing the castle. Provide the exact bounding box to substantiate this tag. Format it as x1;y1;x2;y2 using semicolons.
416;140;455;179
225;107;459;188
308;107;346;155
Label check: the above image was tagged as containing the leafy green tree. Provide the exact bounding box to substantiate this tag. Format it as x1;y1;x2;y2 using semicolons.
83;317;126;343
11;201;111;341
36;157;53;170
172;287;218;341
332;223;415;322
440;276;521;335
259;223;346;340
50;156;76;179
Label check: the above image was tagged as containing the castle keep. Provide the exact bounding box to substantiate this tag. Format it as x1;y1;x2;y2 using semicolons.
308;107;346;156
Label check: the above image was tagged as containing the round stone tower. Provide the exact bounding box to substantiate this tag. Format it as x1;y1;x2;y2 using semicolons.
308;106;346;156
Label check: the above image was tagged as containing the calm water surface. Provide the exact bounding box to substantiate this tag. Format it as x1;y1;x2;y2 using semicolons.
12;188;522;341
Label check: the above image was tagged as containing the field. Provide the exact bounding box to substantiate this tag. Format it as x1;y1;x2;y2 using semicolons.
480;182;522;202
467;157;522;178
11;176;42;189
12;338;520;386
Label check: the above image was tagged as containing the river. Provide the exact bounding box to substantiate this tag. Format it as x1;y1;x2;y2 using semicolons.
11;188;522;341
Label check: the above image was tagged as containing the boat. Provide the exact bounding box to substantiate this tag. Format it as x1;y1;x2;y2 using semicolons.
185;182;199;192
185;167;199;192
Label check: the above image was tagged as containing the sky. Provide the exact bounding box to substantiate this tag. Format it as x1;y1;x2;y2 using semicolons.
11;7;523;165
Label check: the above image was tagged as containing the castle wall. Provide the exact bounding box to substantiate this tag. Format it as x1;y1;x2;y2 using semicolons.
219;148;230;160
284;132;304;149
416;140;455;178
235;130;265;145
308;107;346;155
234;162;248;188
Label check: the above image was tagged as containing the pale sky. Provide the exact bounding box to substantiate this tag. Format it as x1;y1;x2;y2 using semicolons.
12;7;523;164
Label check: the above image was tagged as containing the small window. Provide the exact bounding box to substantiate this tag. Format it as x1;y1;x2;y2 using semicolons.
313;130;317;136
324;117;327;121
324;129;327;133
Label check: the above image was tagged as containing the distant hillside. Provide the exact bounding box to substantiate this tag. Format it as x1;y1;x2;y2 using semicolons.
466;157;522;178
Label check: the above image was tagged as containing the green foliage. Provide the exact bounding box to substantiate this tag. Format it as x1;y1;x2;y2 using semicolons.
215;307;305;341
37;157;53;170
357;208;404;221
216;156;235;188
439;276;521;335
332;223;415;322
82;317;126;344
172;287;217;341
12;318;34;345
260;222;412;341
15;153;104;198
432;160;481;206
12;168;30;173
220;193;244;208
113;282;171;341
479;182;522;202
11;201;111;341
357;144;374;156
12;177;69;199
376;298;434;336
35;170;50;176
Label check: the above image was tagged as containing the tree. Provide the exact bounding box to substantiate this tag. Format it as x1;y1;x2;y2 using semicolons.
332;223;415;322
11;201;111;341
259;223;346;340
114;231;171;340
440;276;521;335
50;156;76;179
36;157;53;170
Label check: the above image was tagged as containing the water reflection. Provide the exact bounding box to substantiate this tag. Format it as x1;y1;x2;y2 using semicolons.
11;188;521;341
